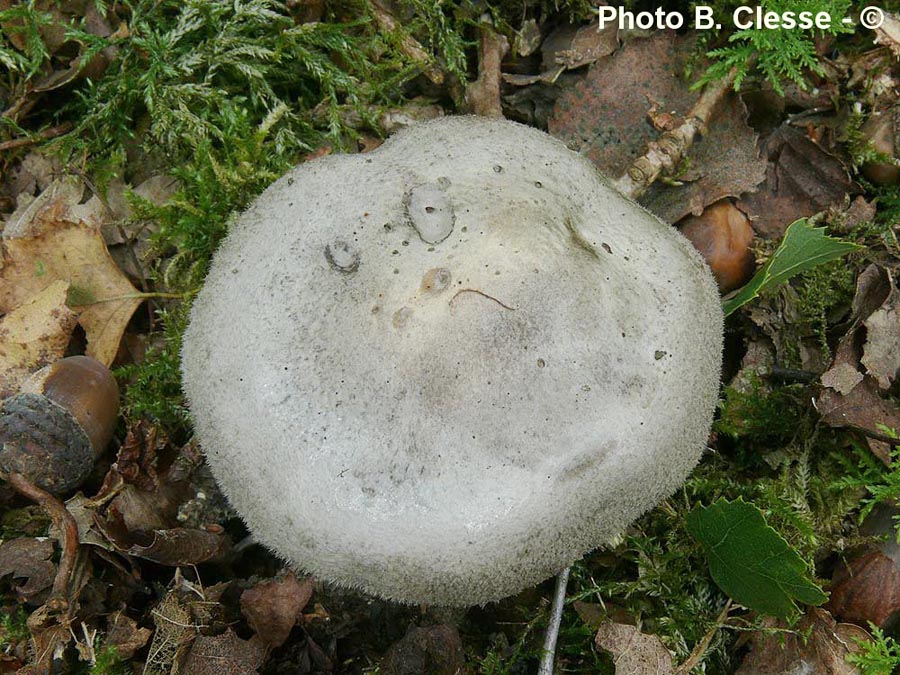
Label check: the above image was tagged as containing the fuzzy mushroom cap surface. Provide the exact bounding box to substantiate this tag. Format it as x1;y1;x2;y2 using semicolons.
182;116;723;606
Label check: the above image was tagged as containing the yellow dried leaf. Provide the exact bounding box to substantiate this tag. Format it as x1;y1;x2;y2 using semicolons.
0;280;77;397
0;223;142;365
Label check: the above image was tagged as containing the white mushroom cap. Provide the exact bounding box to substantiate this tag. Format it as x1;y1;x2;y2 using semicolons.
182;116;723;606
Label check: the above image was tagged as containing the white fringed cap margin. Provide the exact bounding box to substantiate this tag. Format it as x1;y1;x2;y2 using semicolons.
182;116;723;606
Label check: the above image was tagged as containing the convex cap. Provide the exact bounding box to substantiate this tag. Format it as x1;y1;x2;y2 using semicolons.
182;116;723;605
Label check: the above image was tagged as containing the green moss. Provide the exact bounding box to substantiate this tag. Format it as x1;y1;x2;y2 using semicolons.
847;624;900;674
0;506;50;539
0;607;29;652
694;0;855;94
115;303;191;437
716;378;808;449
793;259;857;359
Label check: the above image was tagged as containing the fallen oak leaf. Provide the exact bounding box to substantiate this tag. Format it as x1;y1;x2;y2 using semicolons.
0;280;77;397
0;222;149;365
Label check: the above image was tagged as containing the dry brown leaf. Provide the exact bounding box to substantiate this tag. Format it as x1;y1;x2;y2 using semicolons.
0;537;56;603
542;19;619;71
861;285;900;390
240;571;313;648
830;549;900;629
380;625;467;675
4;177;99;238
549;32;766;223
820;361;863;396
735;125;857;239
736;608;870;674
874;11;900;58
0;279;77;397
595;622;674;675
0;222;143;365
106;610;152;660
180;630;266;675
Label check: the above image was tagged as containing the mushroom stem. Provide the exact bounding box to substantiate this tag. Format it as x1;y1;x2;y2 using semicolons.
538;566;570;675
613;63;748;200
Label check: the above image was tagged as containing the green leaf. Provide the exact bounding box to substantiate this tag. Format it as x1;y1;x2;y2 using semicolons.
686;497;828;618
722;219;860;316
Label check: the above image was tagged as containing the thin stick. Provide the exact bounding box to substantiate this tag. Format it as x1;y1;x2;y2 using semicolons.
538;566;570;675
465;22;509;118
674;600;732;673
0;122;73;152
5;472;79;602
612;66;743;200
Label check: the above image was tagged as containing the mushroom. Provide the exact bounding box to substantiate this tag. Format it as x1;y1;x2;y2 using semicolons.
182;116;723;606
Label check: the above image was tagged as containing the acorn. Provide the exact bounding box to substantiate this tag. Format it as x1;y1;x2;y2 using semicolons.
0;356;119;495
679;200;756;294
861;109;900;186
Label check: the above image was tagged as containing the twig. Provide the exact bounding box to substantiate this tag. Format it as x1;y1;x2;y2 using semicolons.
465;19;509;118
0;122;74;152
4;472;79;603
674;600;732;673
612;66;744;200
537;567;570;675
369;0;444;85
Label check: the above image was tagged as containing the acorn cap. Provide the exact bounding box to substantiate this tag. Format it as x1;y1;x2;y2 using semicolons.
0;393;94;494
182;116;724;605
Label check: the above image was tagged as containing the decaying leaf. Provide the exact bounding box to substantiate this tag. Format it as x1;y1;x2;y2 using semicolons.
106;610;152;660
0;537;56;603
0;279;77;397
0;222;143;365
861;283;900;390
4;176;104;239
735;125;857;240
874;11;900;58
180;630;266;675
122;527;229;566
145;591;198;675
549;32;766;223
594;622;674;675
818;267;900;462
830;549;900;629
735;608;870;674
240;571;313;648
380;625;467;675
